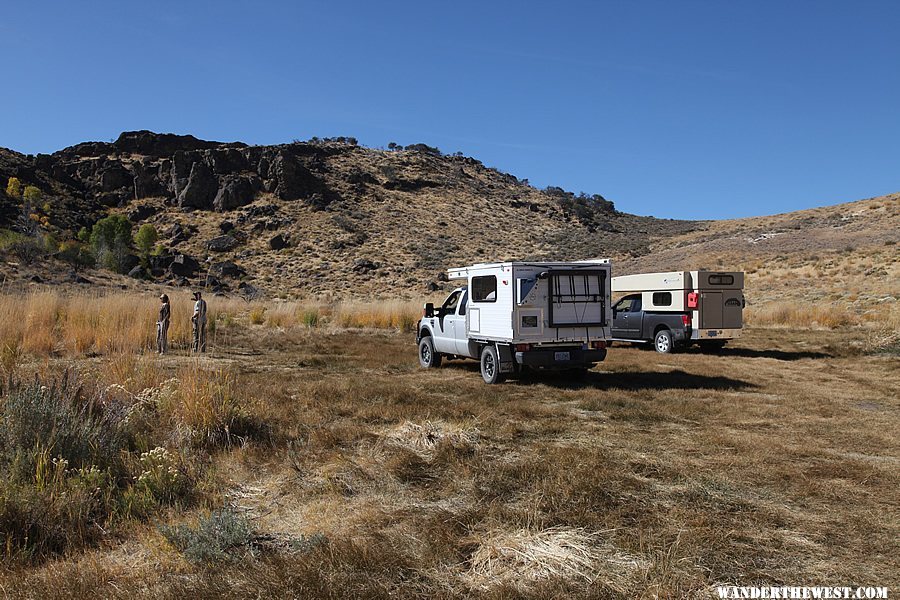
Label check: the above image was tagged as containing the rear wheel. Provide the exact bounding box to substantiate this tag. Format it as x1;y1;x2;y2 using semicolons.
418;336;442;368
480;345;505;384
654;329;674;354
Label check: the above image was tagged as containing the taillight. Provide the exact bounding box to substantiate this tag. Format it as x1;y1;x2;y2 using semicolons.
590;341;606;349
515;343;531;352
682;314;691;327
687;292;698;309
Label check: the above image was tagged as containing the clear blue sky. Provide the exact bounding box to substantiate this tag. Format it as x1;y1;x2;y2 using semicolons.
1;1;898;219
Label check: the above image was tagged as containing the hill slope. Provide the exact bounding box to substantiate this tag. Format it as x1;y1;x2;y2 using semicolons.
0;131;694;297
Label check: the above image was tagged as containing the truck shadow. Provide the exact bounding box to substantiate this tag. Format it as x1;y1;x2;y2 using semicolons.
535;369;756;391
683;347;833;361
440;362;755;391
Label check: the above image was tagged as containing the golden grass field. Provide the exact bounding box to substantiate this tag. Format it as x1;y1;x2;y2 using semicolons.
0;292;896;598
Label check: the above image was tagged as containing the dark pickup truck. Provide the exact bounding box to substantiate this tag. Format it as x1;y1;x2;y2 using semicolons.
611;294;697;353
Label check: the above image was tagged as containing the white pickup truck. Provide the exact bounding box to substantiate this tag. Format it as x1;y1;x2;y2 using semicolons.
416;261;613;383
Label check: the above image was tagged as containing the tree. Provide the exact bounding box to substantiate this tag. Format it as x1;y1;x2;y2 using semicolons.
5;177;21;199
89;215;133;273
134;223;159;265
23;186;41;205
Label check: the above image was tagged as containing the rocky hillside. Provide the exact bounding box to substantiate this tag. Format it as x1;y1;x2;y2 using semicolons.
0;131;697;297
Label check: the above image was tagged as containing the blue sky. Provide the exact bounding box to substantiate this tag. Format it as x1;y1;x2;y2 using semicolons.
1;1;898;219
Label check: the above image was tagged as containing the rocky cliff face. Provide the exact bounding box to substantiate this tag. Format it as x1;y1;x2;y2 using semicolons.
0;131;698;297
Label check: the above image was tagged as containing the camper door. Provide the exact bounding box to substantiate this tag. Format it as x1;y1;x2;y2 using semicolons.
547;270;607;328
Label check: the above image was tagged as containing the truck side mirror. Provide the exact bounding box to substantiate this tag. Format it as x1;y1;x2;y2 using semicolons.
423;302;434;318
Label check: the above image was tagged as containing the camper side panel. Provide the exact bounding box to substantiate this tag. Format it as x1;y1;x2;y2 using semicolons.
467;267;514;340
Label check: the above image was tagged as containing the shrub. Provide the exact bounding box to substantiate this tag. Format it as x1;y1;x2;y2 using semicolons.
249;307;266;325
56;240;95;270
302;309;320;328
5;177;21;200
160;509;257;564
134;224;158;266
161;367;253;447
22;186;41;205
89;215;133;273
0;372;125;477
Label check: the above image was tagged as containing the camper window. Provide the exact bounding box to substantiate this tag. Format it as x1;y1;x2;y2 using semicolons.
517;277;537;304
709;274;734;285
652;292;672;306
472;276;497;302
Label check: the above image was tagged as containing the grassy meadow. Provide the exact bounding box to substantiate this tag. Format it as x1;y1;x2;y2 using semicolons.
0;290;896;598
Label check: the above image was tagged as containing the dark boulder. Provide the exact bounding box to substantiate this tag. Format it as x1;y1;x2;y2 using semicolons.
127;203;159;222
273;151;326;202
213;174;260;211
219;220;235;233
208;148;249;173
133;160;166;199
127;265;146;279
426;281;439;292
177;161;218;209
207;235;239;252
169;254;200;277
99;165;133;192
209;260;245;279
238;281;262;300
352;259;378;274
166;222;195;244
268;233;289;250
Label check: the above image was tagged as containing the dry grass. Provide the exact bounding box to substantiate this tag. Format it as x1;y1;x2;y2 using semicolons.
1;318;898;597
0;291;425;361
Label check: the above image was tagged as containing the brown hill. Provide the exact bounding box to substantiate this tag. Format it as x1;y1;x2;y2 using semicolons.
0;131;695;297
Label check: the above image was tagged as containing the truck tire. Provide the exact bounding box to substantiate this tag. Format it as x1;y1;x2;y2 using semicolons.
418;336;442;368
654;329;674;354
480;345;505;384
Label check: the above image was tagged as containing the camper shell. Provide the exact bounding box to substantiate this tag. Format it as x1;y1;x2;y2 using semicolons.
611;270;744;352
416;261;613;383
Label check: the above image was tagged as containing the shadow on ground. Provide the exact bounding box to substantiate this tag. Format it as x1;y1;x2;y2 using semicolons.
441;362;755;391
697;347;833;361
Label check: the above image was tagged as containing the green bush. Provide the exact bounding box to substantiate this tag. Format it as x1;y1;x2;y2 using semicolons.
160;509;257;564
134;224;159;266
89;215;133;273
0;372;125;477
5;177;21;200
302;309;320;328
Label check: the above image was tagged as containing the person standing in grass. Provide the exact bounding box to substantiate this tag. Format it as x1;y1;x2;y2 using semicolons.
191;291;208;353
157;294;170;354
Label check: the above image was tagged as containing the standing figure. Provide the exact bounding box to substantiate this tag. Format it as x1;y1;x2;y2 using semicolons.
191;291;208;353
157;294;170;354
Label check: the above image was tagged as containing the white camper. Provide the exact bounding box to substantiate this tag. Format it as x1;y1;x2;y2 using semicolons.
611;270;744;351
416;261;613;383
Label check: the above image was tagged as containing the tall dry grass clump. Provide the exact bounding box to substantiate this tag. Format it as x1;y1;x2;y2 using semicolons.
746;301;862;329
163;364;249;446
333;299;420;331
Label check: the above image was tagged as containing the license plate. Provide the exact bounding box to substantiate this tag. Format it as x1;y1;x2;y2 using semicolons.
554;351;570;361
708;331;718;337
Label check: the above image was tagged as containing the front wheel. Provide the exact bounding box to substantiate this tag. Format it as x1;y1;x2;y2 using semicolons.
654;329;674;354
480;345;505;384
419;337;442;368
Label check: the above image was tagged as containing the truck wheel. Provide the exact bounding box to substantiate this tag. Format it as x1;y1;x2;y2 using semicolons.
480;345;505;384
418;337;442;368
654;329;674;354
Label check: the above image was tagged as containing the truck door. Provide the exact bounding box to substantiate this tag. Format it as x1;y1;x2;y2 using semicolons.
612;295;642;339
433;290;461;354
722;291;743;329
701;292;723;329
454;290;473;356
